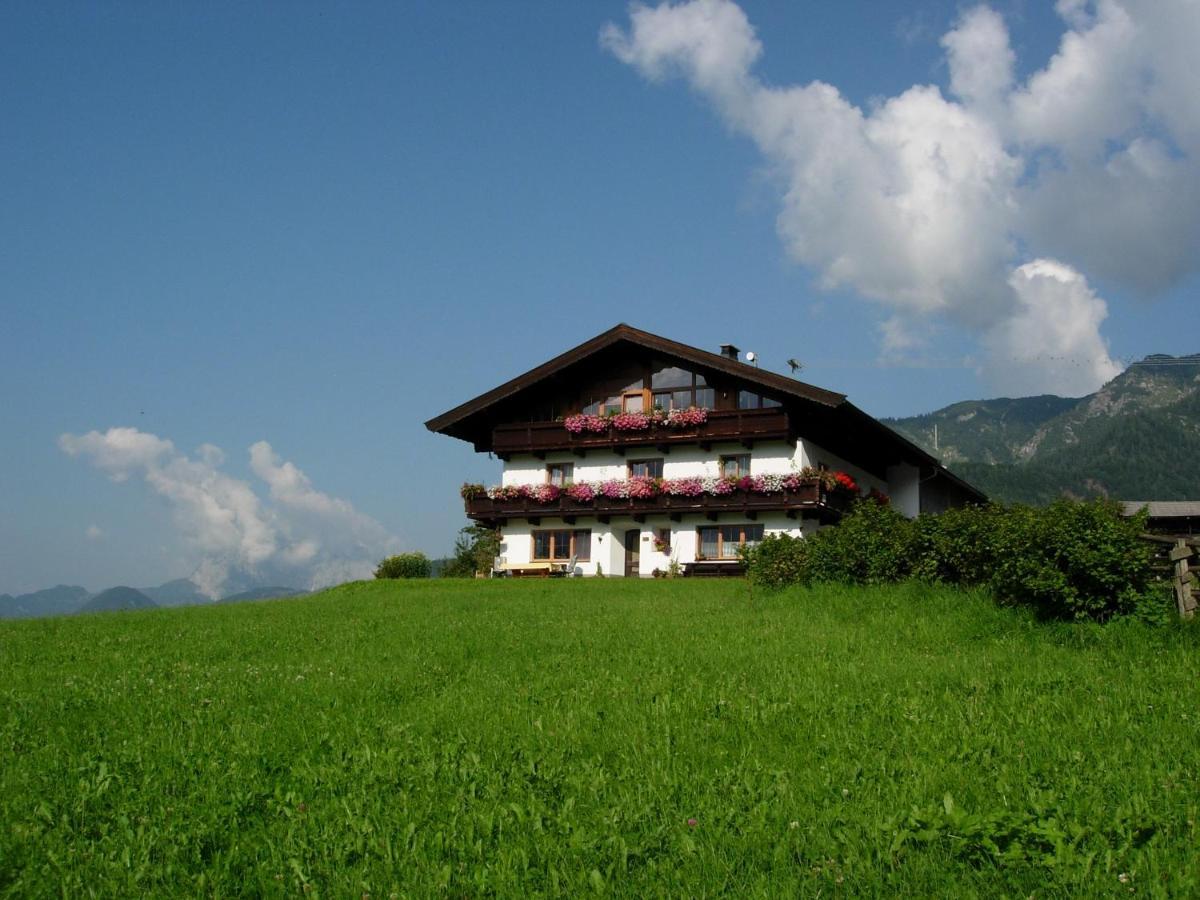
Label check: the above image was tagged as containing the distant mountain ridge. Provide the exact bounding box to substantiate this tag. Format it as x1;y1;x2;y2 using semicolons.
1;577;308;620
885;353;1200;504
79;586;157;614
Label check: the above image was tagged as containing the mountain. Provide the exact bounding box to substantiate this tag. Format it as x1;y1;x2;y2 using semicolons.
218;586;307;604
78;586;157;614
0;585;91;619
141;578;211;607
885;354;1200;504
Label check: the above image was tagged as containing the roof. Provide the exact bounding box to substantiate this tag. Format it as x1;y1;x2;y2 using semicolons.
425;323;845;436
1120;501;1200;519
425;323;986;504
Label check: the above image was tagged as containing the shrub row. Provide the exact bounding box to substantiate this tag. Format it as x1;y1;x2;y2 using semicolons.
742;498;1167;622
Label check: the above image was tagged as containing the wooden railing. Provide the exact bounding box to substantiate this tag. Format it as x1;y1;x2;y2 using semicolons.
491;408;791;457
1143;534;1198;619
465;482;848;524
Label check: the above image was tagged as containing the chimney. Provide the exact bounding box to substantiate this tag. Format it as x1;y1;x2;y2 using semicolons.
719;343;740;361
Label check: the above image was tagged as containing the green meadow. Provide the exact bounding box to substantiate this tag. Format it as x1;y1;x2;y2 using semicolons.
2;579;1198;897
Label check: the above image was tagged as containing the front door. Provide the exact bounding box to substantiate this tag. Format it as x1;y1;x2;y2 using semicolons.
624;529;640;578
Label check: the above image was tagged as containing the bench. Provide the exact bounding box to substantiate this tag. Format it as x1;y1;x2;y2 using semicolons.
683;560;745;577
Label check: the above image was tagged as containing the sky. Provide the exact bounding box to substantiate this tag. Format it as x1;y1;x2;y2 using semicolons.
2;0;1197;596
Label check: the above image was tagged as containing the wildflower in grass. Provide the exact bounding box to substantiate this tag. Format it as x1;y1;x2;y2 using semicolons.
687;817;698;828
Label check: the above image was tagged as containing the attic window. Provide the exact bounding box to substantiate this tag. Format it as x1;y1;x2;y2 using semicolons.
650;364;711;411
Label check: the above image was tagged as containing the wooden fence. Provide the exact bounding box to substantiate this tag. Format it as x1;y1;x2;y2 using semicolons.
1142;534;1197;619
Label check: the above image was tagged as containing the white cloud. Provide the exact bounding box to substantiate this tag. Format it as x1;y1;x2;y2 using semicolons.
60;428;399;598
984;260;1122;396
604;0;1200;393
60;427;173;481
85;524;104;541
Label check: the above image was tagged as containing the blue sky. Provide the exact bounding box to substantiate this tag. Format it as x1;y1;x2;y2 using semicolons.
3;1;1197;595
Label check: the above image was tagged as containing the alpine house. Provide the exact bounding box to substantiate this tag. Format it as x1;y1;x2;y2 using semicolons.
426;324;985;577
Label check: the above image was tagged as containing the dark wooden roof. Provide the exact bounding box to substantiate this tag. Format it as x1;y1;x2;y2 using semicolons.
425;323;845;436
425;323;986;504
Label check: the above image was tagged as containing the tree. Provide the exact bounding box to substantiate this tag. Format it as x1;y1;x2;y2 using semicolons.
440;524;501;578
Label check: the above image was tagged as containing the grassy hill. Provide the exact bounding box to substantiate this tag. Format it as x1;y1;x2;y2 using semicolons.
77;586;157;614
2;579;1198;895
885;354;1200;503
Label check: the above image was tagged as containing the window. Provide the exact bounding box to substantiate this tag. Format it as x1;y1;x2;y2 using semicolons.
720;454;751;478
628;458;664;479
654;527;671;553
738;391;782;409
696;524;764;559
532;529;591;561
546;463;573;486
650;364;711;411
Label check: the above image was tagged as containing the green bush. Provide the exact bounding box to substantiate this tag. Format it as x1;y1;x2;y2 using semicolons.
744;497;1159;623
743;499;916;587
740;534;809;589
374;552;432;580
912;504;1000;586
989;499;1152;621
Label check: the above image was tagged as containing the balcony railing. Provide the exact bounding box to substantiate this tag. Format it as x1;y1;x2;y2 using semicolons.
491;407;791;457
465;482;848;524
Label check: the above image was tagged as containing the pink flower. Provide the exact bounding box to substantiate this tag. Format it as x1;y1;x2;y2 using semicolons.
611;412;651;431
686;818;698;828
564;413;610;434
627;476;659;499
565;482;595;502
527;483;561;504
662;477;703;497
666;407;708;428
599;479;629;499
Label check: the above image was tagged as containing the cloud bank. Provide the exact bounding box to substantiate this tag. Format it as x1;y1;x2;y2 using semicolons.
60;427;399;598
602;0;1200;394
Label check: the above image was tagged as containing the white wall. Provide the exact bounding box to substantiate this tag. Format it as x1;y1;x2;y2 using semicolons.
497;513;808;577
885;463;921;518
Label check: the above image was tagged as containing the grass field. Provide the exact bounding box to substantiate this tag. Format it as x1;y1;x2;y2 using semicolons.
2;579;1199;897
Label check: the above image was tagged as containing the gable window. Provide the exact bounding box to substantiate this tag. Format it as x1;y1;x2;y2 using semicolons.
738;391;782;410
651;364;712;411
628;458;664;479
532;529;591;562
546;462;573;486
719;454;751;478
697;524;764;560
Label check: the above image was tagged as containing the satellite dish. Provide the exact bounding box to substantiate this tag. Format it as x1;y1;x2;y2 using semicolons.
745;351;756;363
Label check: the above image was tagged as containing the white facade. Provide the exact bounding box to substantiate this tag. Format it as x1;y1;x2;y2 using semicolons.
493;437;889;577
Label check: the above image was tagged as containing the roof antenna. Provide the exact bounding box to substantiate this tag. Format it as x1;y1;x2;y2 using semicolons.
745;351;758;367
786;358;803;375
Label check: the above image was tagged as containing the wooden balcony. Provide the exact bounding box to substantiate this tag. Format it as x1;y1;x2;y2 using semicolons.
491;408;791;458
465;482;848;526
